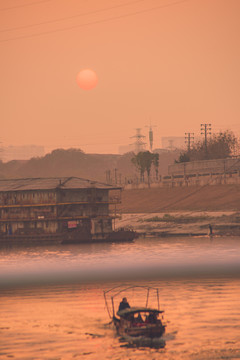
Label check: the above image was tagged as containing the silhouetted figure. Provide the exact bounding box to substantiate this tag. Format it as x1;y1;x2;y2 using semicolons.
118;297;130;311
208;224;213;236
135;313;143;323
148;312;157;324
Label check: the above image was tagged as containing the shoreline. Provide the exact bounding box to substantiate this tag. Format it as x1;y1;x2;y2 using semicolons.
116;211;240;237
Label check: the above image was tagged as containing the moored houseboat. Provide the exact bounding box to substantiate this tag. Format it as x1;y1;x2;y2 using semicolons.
0;177;136;244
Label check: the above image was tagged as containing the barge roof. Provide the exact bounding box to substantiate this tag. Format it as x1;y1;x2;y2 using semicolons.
0;177;121;192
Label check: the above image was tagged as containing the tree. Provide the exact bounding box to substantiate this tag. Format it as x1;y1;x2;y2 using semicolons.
143;151;154;187
207;131;238;158
152;153;159;181
176;130;238;163
131;151;159;187
131;152;146;183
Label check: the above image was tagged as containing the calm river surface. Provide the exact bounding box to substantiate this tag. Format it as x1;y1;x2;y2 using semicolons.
0;236;240;360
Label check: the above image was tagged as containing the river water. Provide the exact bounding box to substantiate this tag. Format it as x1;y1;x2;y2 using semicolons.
0;236;240;360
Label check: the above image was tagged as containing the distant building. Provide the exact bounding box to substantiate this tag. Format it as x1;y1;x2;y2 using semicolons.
161;137;185;150
153;148;169;154
118;144;134;154
2;145;45;162
0;177;121;243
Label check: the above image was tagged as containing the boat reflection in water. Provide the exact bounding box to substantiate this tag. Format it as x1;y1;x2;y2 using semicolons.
104;285;166;348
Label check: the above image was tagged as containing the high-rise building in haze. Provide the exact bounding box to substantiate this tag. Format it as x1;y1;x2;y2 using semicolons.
2;145;45;162
161;137;185;150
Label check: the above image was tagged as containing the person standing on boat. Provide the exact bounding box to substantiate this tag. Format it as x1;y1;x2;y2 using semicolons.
208;224;213;236
118;297;130;311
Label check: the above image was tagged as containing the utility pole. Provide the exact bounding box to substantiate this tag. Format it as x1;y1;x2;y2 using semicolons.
105;170;111;184
168;139;174;150
0;140;3;162
114;168;118;184
201;123;211;155
185;133;194;152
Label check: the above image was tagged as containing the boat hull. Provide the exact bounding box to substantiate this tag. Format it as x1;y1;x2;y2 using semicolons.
120;334;166;348
62;229;137;244
124;324;165;338
0;229;137;246
113;316;166;339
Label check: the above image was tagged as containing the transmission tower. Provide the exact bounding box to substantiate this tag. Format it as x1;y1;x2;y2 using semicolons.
130;128;146;153
185;132;194;151
201;123;211;154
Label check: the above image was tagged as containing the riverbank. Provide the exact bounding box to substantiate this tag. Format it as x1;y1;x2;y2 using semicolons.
120;184;240;213
115;211;240;237
118;185;240;237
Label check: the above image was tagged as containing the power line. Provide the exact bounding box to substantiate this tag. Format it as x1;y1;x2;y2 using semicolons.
156;157;240;212
0;0;190;43
118;157;240;225
0;0;51;12
0;0;147;33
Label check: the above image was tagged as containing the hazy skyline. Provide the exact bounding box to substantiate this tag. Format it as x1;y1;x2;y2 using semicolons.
1;0;240;154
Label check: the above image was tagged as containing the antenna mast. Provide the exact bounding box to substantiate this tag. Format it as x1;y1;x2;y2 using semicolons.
145;123;156;152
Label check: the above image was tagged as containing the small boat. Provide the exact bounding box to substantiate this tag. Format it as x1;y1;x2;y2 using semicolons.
104;285;166;347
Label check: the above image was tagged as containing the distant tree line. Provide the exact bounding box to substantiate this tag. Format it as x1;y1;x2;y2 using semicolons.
176;130;238;163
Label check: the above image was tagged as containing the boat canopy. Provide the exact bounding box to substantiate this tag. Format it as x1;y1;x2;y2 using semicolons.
103;285;162;319
117;307;164;317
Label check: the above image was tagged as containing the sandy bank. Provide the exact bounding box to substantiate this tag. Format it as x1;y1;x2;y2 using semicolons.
115;211;240;238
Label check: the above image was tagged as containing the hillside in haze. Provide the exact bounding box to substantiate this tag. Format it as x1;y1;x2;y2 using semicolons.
0;148;180;182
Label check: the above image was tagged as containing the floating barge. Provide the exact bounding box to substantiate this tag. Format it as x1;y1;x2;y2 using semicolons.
0;177;136;245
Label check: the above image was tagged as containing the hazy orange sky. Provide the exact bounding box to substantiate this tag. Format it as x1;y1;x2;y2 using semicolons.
1;0;240;154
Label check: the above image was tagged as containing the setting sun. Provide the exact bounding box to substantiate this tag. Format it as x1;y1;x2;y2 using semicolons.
76;69;98;90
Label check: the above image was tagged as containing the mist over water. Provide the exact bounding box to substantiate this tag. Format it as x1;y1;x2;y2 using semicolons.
1;236;240;359
1;236;240;287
